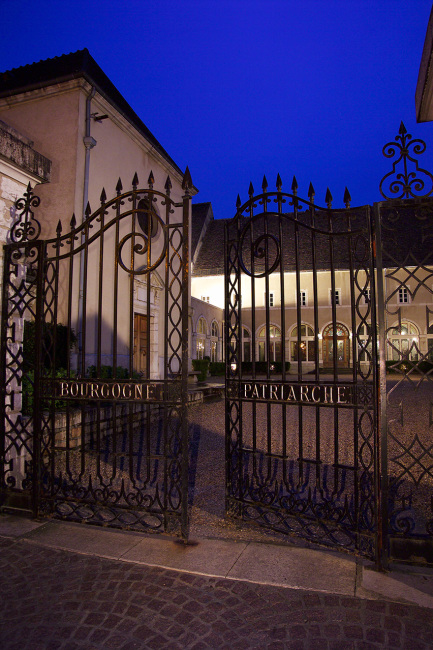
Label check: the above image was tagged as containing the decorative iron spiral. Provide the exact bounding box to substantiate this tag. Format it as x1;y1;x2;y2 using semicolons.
238;218;281;278
117;218;167;275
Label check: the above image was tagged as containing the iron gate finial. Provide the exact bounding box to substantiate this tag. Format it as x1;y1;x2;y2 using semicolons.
379;121;433;200
182;166;193;194
344;187;351;208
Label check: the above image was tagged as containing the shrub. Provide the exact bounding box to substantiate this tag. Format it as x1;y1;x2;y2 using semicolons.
385;359;433;374
272;361;291;373
385;360;413;373
209;361;225;376
192;358;210;382
241;361;290;374
417;360;433;374
22;367;73;415
23;321;77;373
86;365;140;380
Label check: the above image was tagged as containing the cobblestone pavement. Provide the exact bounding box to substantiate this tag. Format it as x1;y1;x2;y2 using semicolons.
1;537;433;650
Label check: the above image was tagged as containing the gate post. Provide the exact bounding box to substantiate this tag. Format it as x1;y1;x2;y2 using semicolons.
30;240;46;518
180;168;192;540
373;201;389;571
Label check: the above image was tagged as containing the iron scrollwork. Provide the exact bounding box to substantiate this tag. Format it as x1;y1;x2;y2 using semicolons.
117;212;168;275
379;122;433;200
10;183;41;243
238;213;281;278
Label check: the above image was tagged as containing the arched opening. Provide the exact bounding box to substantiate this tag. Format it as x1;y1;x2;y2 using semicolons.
289;324;316;363
196;316;207;359
388;321;419;362
210;321;219;362
258;324;281;362
242;327;251;362
137;198;159;238
322;322;350;368
357;323;372;364
428;323;433;361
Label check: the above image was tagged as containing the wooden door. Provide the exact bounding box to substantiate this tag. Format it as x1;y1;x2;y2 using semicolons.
134;314;148;376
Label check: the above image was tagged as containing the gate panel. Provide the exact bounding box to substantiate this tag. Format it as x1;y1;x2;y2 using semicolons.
1;174;191;537
376;199;433;565
225;182;379;558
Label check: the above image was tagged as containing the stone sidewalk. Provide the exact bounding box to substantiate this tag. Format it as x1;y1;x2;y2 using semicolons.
1;515;433;649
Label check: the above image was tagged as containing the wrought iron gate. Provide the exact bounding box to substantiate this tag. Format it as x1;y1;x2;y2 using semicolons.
0;171;191;537
225;178;379;560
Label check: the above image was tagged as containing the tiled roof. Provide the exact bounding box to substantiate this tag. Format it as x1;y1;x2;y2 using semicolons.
193;217;226;276
0;49;183;177
192;200;433;277
191;202;212;260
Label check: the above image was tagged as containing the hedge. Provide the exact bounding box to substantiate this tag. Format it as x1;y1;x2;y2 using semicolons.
192;358;210;381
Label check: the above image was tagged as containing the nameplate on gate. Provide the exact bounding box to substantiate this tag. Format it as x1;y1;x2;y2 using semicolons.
241;382;355;406
46;380;165;402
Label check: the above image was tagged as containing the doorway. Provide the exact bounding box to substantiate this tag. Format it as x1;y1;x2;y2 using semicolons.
134;314;148;375
322;322;350;368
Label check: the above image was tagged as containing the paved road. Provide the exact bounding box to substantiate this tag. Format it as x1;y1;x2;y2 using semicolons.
1;537;433;650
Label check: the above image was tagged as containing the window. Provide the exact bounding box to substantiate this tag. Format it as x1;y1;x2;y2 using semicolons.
330;289;341;305
196;339;205;360
242;327;251;362
300;291;307;307
197;317;207;334
137;198;159;238
358;323;372;362
258;325;281;362
201;296;210;303
388;321;418;361
290;324;315;362
210;321;218;362
265;292;274;307
196;317;207;359
363;289;371;305
398;287;410;304
428;323;433;361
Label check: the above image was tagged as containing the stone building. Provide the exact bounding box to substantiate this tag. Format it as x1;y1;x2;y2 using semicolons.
0;50;196;379
190;199;433;371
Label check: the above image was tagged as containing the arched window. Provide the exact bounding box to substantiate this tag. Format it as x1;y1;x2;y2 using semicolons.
210;321;219;362
137;198;159;238
388;321;419;362
290;324;315;362
197;317;207;334
258;325;281;362
428;323;433;361
242;327;251;362
196;317;207;359
358;323;372;363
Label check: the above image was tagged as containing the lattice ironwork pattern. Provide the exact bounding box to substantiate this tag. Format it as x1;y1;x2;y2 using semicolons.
1;174;191;538
377;199;433;560
0;240;43;510
224;176;378;559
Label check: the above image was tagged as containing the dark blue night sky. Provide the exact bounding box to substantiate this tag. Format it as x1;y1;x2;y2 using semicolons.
1;0;432;216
